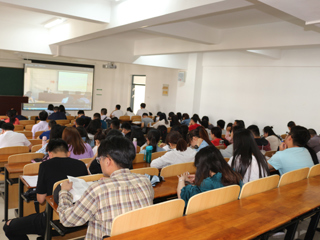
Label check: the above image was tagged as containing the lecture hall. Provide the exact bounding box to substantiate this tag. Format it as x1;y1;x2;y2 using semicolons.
0;0;320;239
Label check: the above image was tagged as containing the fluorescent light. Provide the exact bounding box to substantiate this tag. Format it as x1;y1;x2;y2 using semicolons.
44;18;65;28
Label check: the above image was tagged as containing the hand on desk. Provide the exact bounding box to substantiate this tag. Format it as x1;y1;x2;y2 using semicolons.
61;181;73;191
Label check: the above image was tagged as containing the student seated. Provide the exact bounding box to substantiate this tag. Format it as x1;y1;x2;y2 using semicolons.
121;122;132;139
188;116;201;131
152;113;170;128
101;108;110;121
307;129;320;157
151;131;196;169
140;129;165;154
287;121;296;132
3;139;88;240
62;127;94;159
177;145;242;207
77;110;91;127
228;128;269;183
32;110;49;137
4;109;20;125
57;136;154;239
181;113;190;126
110;104;124;119
136;103;149;116
124;107;135;117
48;106;67;120
39;120;56;140
263;126;281;151
92;129;106;155
234;119;245;128
247;125;271;152
225;122;233;143
210;127;226;147
130;128;146;147
217;119;226;135
188;126;212;152
36;124;66;155
0;123;32;150
110;118;120;130
86;119;102;145
220;125;243;158
141;113;153;132
268;126;316;175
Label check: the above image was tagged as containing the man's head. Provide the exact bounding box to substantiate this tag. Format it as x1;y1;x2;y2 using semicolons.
286;126;310;148
190;116;198;125
217;120;225;129
2;123;14;132
78;110;85;117
308;129;317;138
110;119;120;129
39;110;48;121
234;120;245;128
48;104;54;111
75;117;85;127
247;125;260;138
142;113;148;118
140;103;146;109
121;122;131;135
116;104;121;110
47;139;70;159
287;121;296;131
98;136;136;176
48;120;57;129
53;106;59;113
93;113;101;120
101;108;107;115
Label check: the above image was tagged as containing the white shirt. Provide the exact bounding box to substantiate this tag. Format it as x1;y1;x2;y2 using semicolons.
0;131;31;148
111;110;124;119
124;111;135;117
31;121;49;137
228;155;267;183
152;119;170;129
266;135;281;151
136;109;149;117
150;147;196;169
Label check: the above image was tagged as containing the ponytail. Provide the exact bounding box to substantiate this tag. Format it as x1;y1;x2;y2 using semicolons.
146;129;161;153
176;138;187;151
198;127;213;146
305;145;319;164
7;110;15;124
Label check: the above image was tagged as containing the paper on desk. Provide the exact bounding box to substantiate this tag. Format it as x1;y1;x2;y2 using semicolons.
22;175;38;187
67;176;94;202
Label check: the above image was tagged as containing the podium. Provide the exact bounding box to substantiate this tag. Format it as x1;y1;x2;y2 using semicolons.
0;96;28;115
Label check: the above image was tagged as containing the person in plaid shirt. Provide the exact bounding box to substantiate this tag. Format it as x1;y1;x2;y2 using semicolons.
58;135;154;239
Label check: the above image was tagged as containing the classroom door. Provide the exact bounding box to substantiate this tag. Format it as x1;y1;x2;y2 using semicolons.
131;75;146;114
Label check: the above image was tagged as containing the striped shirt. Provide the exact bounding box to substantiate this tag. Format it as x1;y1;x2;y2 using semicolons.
57;168;154;239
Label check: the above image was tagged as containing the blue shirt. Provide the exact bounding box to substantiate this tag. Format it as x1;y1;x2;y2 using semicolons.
181;119;191;126
100;120;107;129
268;147;314;175
197;140;209;152
39;130;50;140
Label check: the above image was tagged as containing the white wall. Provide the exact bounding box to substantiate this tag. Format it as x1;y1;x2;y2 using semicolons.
193;48;320;135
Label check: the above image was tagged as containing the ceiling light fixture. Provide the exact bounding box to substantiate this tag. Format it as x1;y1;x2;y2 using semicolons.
44;18;65;28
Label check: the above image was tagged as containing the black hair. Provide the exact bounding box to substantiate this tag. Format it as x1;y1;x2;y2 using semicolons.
121;122;131;131
191;116;198;124
140;103;146;108
116;104;121;110
106;129;123;138
94;129;106;142
263;126;281;140
39;110;48;121
130;128;146;147
168;112;174;120
78;110;84;115
232;128;269;180
247;125;260;137
47;139;69;153
192;114;201;124
182;113;189;120
0;121;5;129
308;129;317;136
76;126;90;143
166;131;187;151
234;120;245;128
2;123;14;131
50;125;65;139
211;127;222;138
217;120;225;129
111;119;120;129
76;117;85;126
171;115;181;127
93;113;101;119
142;113;148;117
59;105;66;113
180;125;189;141
127;107;133;112
287;121;296;128
48;104;54;111
6;110;16;124
201;119;208;128
146;129;161;153
53;106;59;111
49;120;57;128
188;126;212;146
202;116;209;123
98;136;136;168
157;125;167;144
194;146;242;186
154;112;161;122
86;119;102;135
101;108;107;115
149;112;152;116
159;113;169;125
177;112;182;121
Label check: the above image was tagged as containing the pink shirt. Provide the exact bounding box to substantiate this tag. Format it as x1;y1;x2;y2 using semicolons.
4;118;20;125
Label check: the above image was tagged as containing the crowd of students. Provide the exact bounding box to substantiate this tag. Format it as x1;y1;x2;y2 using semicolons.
1;103;320;240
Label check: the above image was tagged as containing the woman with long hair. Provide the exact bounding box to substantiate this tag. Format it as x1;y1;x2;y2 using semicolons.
130;128;146;147
229;128;269;183
62;127;94;159
171;115;181;127
92;129;106;155
139;129;165;154
188;126;213;151
177;145;242;206
86;119;102;147
152;113;170;128
263;126;281;151
5;110;20;125
151;131;196;169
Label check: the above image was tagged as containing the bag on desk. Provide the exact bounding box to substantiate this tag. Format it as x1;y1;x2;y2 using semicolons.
22;188;37;201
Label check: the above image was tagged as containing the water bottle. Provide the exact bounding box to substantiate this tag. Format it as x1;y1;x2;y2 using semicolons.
144;146;153;163
133;138;137;152
42;136;47;147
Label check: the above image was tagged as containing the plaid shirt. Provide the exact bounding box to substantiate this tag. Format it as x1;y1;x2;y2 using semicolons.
58;168;154;239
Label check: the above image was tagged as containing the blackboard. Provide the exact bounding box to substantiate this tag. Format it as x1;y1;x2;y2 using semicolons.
0;67;24;96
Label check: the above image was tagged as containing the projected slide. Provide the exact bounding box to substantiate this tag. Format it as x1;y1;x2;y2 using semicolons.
23;63;94;111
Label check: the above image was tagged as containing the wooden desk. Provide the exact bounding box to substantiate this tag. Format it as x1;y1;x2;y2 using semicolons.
132;162;149;169
108;177;320;240
3;162;30;221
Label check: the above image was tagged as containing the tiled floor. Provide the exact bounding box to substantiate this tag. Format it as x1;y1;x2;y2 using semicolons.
0;194;319;240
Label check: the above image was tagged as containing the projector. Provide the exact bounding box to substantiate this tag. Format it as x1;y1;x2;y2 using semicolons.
103;62;117;69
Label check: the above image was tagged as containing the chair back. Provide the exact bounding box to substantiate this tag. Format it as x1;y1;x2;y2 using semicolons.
308;164;320;178
131;116;141;122
167;127;172;133
55;119;70;125
29;139;42;146
136;146;140;153
66;116;75;120
31;144;42;152
35;131;44;137
80;158;93;164
216;145;226;150
224;158;230;162
130;167;159;176
19;120;35;126
13;125;24;131
0;146;29;166
24;124;34;131
239;175;280;199
64;123;73;128
23;162;41;175
119;116;130;122
132;154;144;163
278;167;309;187
280;134;287;140
111;199;185;236
151;151;167;160
0;115;8;119
185;185;240;215
160;162;196;178
36;120;50;123
16;131;32;138
8;152;44;164
265;150;276;158
30;116;37;120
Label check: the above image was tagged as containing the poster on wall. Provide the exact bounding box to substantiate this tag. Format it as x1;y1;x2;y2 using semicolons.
162;84;169;96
